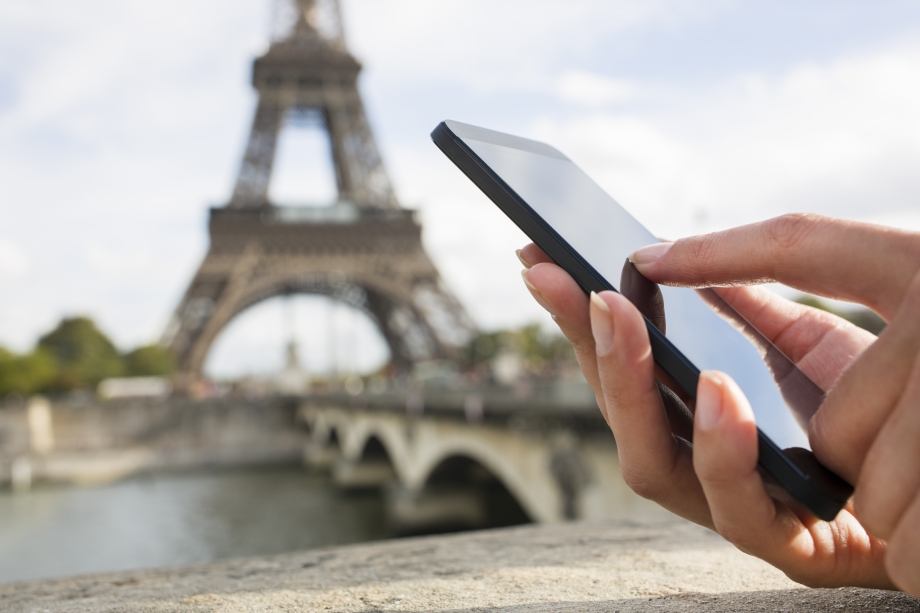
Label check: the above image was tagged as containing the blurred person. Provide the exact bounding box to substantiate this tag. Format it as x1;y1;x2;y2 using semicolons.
517;213;920;595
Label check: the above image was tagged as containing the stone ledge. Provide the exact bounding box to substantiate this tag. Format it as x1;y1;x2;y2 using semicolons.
3;515;917;612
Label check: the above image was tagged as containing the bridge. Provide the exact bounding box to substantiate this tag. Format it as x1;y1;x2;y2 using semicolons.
0;382;657;533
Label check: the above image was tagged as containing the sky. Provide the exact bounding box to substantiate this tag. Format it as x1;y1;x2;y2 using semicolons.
1;0;920;377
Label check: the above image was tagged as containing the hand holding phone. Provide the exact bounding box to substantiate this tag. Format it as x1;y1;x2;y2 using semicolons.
521;249;891;588
432;120;905;590
623;219;920;597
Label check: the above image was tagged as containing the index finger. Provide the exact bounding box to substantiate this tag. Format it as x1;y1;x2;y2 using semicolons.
630;214;920;321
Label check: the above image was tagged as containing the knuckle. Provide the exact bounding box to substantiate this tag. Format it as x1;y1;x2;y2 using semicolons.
766;213;823;253
684;235;715;263
620;463;662;501
714;524;758;555
564;332;592;356
680;235;721;274
693;452;737;486
569;339;599;373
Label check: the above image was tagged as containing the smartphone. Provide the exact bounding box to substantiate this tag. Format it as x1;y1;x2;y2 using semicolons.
432;119;852;521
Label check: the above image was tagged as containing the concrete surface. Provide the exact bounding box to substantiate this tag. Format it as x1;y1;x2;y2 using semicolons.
3;515;917;612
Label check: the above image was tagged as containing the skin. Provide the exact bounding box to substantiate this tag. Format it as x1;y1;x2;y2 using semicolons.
517;213;920;593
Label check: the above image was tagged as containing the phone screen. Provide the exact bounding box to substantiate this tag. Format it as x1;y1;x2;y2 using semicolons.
452;121;820;451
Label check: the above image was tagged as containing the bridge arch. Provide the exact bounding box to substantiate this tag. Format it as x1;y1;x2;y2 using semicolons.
358;435;393;465
421;454;531;528
337;419;414;480
409;438;552;523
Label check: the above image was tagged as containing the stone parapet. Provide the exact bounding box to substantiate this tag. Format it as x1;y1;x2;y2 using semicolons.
3;515;917;612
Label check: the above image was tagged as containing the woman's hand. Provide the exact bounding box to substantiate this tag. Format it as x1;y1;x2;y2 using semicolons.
629;214;920;595
518;213;920;591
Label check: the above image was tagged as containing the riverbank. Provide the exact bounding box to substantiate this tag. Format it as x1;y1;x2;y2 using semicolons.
4;514;917;612
0;396;308;489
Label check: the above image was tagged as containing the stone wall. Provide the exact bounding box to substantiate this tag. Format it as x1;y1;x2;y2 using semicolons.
3;515;916;612
0;396;309;487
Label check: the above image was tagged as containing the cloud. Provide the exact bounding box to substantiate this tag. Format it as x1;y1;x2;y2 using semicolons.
521;43;920;240
339;0;735;102
0;237;29;280
556;72;639;107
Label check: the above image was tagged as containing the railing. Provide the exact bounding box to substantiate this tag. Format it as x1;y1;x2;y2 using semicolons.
300;379;599;418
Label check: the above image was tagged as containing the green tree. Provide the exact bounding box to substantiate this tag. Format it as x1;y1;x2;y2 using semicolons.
464;324;577;376
0;346;56;395
37;317;123;390
123;344;175;377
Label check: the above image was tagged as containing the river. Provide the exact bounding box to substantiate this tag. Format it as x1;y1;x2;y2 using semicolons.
0;465;389;584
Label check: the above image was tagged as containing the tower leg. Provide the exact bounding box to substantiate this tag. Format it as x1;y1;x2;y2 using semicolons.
230;101;284;207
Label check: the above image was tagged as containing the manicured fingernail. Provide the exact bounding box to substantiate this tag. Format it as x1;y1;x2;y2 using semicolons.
522;269;557;316
515;249;531;269
695;371;724;431
521;269;538;293
589;291;615;356
628;242;673;268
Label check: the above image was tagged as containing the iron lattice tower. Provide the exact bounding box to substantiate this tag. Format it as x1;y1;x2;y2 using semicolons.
164;0;474;389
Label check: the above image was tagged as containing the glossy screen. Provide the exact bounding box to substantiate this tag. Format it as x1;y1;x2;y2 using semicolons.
458;126;820;450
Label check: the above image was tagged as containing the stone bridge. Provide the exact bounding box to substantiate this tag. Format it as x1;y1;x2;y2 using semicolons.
298;381;657;532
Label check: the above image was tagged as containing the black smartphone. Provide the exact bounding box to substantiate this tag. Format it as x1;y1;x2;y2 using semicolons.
432;119;852;521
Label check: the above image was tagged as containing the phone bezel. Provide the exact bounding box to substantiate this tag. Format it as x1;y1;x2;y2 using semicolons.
432;119;852;521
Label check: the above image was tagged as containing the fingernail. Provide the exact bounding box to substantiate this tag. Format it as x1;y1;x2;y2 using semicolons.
521;269;538;293
522;269;557;317
515;249;531;269
628;242;673;268
695;371;724;431
589;291;615;356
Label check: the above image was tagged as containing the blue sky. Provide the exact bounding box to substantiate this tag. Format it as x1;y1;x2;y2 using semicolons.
1;0;920;377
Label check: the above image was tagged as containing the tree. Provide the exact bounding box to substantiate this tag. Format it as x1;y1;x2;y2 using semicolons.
464;324;578;377
123;344;174;377
0;346;56;395
37;317;123;390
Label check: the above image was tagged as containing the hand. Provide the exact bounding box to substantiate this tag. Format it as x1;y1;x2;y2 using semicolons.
518;213;920;590
626;214;920;594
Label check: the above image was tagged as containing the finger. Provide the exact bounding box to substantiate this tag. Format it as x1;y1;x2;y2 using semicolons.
630;214;920;320
522;263;606;417
810;271;920;484
518;243;552;268
714;285;875;391
691;371;890;587
693;371;786;552
590;290;711;526
886;490;920;596
855;347;920;539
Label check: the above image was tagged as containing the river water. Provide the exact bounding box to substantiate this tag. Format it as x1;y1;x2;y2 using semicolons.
0;466;389;584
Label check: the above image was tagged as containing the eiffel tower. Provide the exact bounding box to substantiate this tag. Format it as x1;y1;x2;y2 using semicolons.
163;0;474;390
